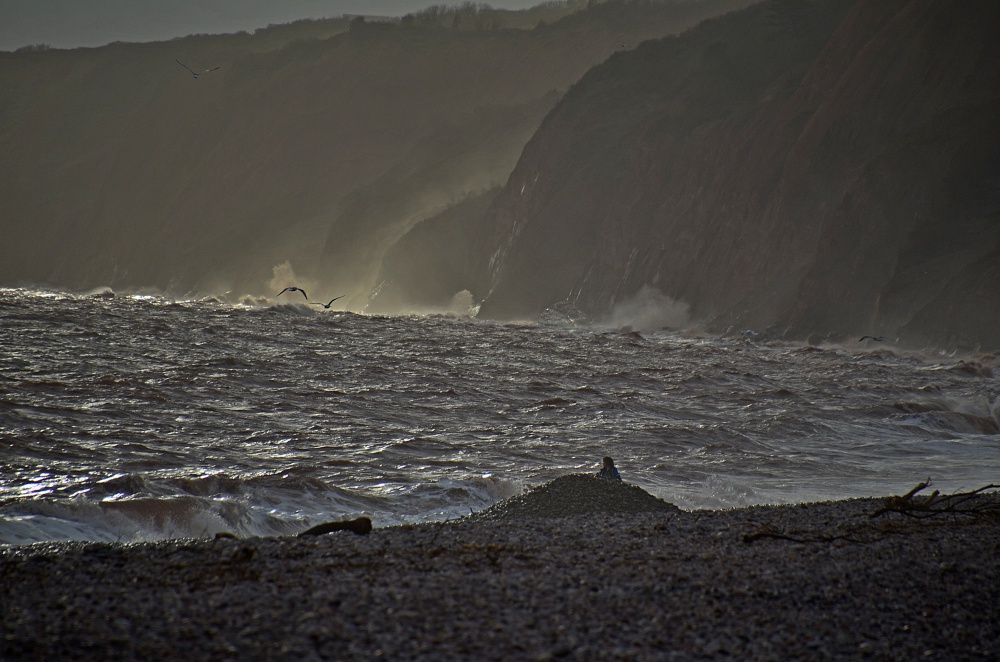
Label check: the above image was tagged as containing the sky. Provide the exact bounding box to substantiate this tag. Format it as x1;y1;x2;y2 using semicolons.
0;0;546;51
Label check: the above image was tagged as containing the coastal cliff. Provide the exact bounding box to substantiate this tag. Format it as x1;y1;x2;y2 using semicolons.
0;0;750;299
5;0;996;349
458;0;999;349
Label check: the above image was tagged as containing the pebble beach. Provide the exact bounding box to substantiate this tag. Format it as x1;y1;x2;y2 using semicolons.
3;476;998;660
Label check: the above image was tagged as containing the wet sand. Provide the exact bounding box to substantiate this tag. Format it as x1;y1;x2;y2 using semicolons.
2;479;998;660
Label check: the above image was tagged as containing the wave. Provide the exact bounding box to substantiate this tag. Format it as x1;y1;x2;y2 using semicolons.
889;396;1000;436
0;470;526;546
0;495;252;545
895;411;998;436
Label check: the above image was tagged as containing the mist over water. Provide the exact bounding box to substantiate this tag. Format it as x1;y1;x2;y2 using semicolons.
1;287;998;546
605;286;691;332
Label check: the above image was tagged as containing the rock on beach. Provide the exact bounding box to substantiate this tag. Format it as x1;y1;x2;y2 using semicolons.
2;477;998;660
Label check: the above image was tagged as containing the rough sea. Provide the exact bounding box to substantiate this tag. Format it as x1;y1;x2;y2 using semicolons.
2;287;998;546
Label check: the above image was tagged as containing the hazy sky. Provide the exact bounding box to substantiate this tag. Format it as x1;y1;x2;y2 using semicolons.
0;0;546;51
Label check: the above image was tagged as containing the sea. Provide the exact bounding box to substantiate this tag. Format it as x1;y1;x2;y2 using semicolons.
1;287;998;546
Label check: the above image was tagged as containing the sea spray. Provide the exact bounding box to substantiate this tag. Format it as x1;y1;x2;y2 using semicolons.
604;286;690;332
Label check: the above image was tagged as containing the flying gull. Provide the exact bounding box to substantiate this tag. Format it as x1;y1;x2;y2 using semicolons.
176;60;220;79
311;296;345;309
859;335;887;342
276;287;308;300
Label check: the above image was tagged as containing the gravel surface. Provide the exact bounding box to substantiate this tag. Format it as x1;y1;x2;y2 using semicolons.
470;474;682;521
2;478;998;660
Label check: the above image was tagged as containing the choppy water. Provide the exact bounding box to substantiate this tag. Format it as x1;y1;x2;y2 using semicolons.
1;287;998;545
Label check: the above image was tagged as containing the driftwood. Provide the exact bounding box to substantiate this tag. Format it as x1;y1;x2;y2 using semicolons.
743;481;999;545
742;527;869;545
298;516;373;537
870;479;1000;519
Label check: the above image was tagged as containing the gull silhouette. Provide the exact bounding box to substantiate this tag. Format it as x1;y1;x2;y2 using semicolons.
276;287;308;300
859;335;887;342
176;60;220;79
311;296;345;309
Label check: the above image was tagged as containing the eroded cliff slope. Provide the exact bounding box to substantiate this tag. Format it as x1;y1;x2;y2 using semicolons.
467;0;999;349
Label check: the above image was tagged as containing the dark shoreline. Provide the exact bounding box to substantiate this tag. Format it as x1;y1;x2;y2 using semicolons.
3;489;998;660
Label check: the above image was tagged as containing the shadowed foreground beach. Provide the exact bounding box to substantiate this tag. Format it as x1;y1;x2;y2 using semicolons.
2;476;998;660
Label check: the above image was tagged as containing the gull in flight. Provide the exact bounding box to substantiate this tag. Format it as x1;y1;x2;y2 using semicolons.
276;287;308;300
311;296;345;309
176;60;220;79
859;335;887;342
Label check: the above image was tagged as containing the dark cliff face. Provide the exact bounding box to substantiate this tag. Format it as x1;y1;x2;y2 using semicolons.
314;0;757;307
472;0;1000;349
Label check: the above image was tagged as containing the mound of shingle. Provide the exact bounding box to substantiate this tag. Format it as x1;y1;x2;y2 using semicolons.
470;473;681;521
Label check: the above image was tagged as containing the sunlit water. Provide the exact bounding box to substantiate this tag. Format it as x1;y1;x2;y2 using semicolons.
1;287;998;545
